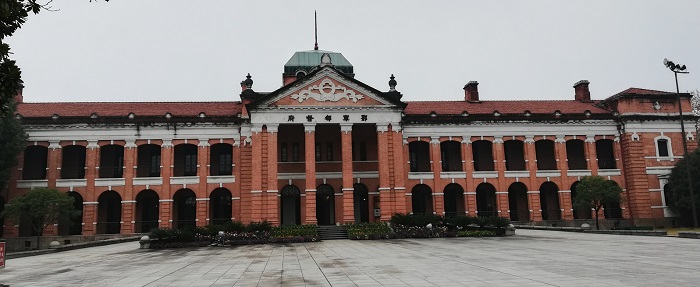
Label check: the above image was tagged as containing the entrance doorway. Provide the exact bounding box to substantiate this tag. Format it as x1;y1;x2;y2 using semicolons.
353;183;369;223
316;184;335;225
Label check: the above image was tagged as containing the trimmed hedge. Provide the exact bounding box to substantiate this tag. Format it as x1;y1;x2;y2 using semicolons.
345;213;511;240
149;221;319;248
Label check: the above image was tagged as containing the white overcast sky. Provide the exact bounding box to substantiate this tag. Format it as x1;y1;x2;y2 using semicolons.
6;1;700;103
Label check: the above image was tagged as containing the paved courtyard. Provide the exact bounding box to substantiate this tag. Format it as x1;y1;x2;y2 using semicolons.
0;229;699;286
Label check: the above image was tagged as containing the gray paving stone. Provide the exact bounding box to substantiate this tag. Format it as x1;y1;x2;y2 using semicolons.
1;230;700;286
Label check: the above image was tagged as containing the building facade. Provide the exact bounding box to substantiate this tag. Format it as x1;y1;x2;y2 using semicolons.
3;50;698;237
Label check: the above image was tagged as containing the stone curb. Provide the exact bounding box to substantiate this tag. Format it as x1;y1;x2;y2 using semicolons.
513;225;588;232
584;230;667;236
678;232;700;239
7;236;141;259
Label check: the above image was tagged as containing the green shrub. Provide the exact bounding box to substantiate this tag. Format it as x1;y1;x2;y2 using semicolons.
390;213;445;228
346;222;393;239
448;215;476;230
247;221;273;233
272;225;318;238
488;216;511;228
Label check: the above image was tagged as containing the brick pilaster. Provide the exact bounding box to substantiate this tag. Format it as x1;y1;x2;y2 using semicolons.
251;126;264;222
377;124;392;221
463;138;476;215
47;141;61;188
197;139;210;226
340;124;354;223
160;141;173;228
304;124;317;224
266;125;280;225
556;137;572;220
494;138;508;217
82;141;99;235
392;127;407;215
430;137;443;215
525;137;542;221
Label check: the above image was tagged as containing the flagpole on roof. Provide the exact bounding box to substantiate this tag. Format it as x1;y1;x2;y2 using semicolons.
314;10;319;51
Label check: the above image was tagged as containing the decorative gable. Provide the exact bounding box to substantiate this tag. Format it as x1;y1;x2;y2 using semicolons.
257;67;393;108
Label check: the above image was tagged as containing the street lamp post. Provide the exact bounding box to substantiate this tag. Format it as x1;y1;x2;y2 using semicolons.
663;58;697;228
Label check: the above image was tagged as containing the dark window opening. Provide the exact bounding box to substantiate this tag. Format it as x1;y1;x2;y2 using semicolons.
566;140;587;170
326;142;333;161
476;183;497;217
99;145;124;178
315;142;321;161
61;145;86;179
210;143;233;176
535;140;557;170
657;139;670;157
443;183;465;217
440;141;462;171
411;184;433;214
596;139;616;169
22;145;48;180
539;182;561;220
409;141;431;172
174;144;198;176
472;140;494;171
359;141;367;161
504;140;526;171
210;188;232;225
292;142;300;162
137;144;161;177
280;143;288;162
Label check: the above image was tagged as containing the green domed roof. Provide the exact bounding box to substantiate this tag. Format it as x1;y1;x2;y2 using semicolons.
284;50;354;75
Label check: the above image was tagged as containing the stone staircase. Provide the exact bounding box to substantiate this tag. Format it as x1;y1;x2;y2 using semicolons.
317;225;348;240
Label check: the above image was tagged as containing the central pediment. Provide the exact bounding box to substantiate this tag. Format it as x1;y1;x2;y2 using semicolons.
248;66;404;110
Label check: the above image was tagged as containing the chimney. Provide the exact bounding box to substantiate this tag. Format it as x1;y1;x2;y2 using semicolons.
464;81;479;102
14;85;24;103
573;80;591;102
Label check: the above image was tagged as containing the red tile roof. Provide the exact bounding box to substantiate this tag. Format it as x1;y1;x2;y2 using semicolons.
17;102;243;118
404;100;609;115
616;88;673;95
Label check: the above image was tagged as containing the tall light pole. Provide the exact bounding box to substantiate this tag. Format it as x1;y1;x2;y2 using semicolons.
664;58;697;228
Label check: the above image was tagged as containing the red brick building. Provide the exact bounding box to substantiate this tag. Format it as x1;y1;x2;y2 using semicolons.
3;50;698;237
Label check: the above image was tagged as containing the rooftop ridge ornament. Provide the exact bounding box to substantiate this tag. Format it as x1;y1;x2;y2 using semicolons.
314;10;319;51
389;74;397;91
241;73;253;89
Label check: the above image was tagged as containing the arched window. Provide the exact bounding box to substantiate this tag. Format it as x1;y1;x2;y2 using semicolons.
411;184;433;214
280;185;301;225
137;144;161;177
539;182;561;220
476;183;497;217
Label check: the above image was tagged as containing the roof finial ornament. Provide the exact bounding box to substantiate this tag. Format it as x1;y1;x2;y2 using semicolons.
314;10;319;51
320;53;332;66
389;74;397;91
241;73;253;90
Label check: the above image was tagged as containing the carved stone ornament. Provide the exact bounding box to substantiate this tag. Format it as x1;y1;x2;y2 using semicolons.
652;101;661;110
290;79;364;103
